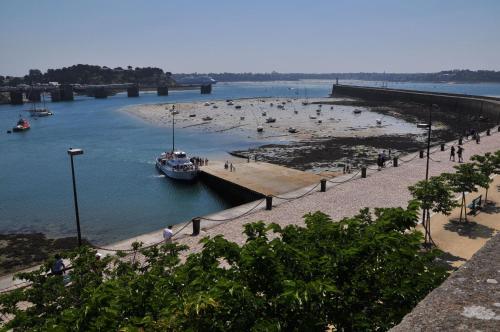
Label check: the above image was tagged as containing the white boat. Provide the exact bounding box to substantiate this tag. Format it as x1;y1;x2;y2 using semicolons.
156;151;198;181
288;127;298;133
257;126;263;132
156;106;198;181
376;119;382;125
30;108;53;117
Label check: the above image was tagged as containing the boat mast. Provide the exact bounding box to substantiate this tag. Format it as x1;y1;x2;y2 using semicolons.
172;105;175;152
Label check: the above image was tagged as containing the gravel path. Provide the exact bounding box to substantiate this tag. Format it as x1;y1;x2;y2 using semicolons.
175;129;500;253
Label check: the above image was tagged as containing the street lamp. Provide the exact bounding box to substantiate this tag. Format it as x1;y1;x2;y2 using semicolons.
68;148;84;246
418;104;439;247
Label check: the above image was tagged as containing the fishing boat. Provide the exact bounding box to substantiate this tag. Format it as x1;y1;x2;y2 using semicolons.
262;111;267;116
353;109;362;114
288;127;298;133
202;116;213;121
376;119;382;125
13;118;30;132
266;117;276;123
156;106;198;181
257;126;264;132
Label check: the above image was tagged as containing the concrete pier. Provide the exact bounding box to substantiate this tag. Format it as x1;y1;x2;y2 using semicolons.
200;161;323;198
157;86;169;96
26;90;41;102
50;90;61;102
9;91;23;104
94;87;108;98
60;85;74;101
127;85;139;97
200;84;212;94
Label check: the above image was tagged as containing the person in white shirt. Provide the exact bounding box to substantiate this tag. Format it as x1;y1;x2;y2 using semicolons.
163;225;173;243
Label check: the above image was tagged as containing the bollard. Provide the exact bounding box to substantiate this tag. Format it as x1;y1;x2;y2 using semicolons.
320;179;326;192
361;167;367;178
486;129;491;136
419;150;424;158
266;195;273;210
440;143;445;151
393;157;398;167
458;137;463;145
192;217;201;236
498;126;500;132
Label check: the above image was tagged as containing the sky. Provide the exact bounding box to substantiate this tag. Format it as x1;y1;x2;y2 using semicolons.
1;0;499;76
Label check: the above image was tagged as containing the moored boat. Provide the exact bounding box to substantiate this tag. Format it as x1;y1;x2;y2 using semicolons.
156;151;198;181
13;118;30;132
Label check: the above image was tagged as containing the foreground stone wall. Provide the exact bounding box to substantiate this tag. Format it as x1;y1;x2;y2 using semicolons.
391;233;500;331
331;84;500;123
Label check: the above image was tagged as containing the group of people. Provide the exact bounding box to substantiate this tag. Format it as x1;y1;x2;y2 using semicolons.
224;161;236;172
449;145;464;162
190;157;208;166
465;128;481;144
376;150;391;171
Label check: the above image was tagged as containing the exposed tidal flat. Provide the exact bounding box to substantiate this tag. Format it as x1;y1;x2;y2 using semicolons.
1;80;500;267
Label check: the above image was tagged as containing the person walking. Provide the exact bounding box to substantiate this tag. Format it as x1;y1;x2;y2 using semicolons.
449;146;455;161
163;225;173;243
457;145;464;163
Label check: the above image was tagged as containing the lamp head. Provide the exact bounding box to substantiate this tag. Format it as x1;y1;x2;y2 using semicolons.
68;148;84;156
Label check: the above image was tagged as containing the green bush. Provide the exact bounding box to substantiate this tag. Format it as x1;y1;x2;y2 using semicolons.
1;203;447;331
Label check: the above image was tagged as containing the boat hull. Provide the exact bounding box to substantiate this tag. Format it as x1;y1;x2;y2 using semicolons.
156;161;198;181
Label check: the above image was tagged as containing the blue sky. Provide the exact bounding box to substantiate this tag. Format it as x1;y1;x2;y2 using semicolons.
1;0;499;76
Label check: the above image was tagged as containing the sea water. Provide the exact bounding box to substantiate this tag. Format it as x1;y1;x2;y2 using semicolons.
1;81;499;244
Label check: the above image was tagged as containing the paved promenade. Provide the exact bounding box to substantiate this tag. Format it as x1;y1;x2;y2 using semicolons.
169;129;500;253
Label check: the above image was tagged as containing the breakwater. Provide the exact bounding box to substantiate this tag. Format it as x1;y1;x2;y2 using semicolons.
331;84;500;124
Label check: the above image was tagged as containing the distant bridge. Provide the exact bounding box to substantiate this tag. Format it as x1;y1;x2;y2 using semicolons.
0;83;212;104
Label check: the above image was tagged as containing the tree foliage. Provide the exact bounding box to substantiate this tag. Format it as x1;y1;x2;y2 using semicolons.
471;152;500;202
0;204;447;331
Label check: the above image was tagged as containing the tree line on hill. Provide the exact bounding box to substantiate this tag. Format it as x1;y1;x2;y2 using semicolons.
2;66;500;87
0;64;174;87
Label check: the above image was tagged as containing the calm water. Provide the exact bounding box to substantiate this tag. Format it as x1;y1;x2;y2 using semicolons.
1;81;499;244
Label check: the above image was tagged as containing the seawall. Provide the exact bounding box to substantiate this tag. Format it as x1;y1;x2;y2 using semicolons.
331;84;500;123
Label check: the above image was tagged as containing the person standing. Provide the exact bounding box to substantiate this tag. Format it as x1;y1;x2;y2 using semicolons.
163;225;173;243
457;146;464;163
51;254;65;276
449;146;455;161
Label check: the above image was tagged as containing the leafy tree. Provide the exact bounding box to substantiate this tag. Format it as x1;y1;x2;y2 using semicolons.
408;175;458;245
0;204;447;331
471;151;500;202
443;163;490;222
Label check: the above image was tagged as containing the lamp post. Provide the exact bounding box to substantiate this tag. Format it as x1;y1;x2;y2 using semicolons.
417;104;439;246
68;148;84;246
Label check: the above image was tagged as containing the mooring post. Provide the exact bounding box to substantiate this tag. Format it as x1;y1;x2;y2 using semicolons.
419;150;424;158
486;129;491;136
361;167;367;178
393;157;398;167
320;179;326;192
192;217;201;236
266;196;273;210
458;137;463;145
498;126;500;132
440;143;445;151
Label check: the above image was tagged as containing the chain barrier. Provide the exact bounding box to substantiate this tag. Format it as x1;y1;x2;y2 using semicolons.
199;198;266;222
327;170;361;184
398;153;419;163
272;182;321;201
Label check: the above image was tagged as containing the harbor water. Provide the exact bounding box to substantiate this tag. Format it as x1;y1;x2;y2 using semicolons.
1;81;499;244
